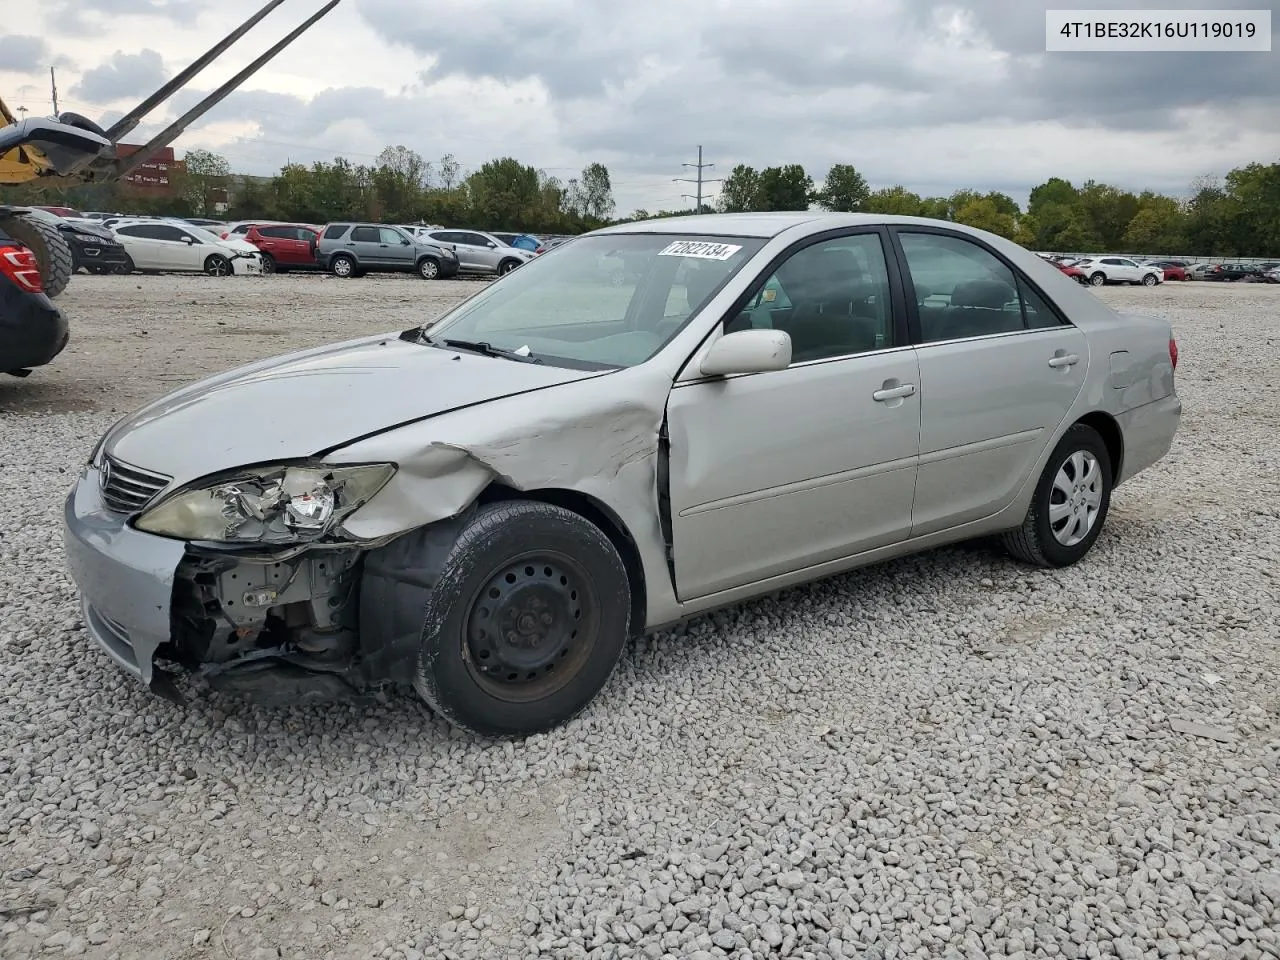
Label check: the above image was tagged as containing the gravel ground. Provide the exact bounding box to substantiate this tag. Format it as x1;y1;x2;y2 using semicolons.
1;275;1278;960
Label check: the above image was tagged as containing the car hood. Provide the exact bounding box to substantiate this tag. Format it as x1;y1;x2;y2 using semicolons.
102;332;602;488
219;238;259;255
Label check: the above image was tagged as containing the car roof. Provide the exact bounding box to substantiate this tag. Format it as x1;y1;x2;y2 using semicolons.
592;211;1017;239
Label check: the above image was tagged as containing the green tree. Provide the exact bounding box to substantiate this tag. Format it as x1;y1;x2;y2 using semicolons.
718;164;761;212
815;163;869;212
1122;192;1187;252
465;157;542;230
953;197;1017;239
755;164;813;210
181;148;230;215
576;162;615;220
862;186;923;216
372;145;428;221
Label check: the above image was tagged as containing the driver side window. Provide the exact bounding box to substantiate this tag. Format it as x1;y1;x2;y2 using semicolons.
726;233;895;363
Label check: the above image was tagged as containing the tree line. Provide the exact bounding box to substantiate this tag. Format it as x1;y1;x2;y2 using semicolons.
4;142;1276;256
0;145;620;236
626;159;1280;257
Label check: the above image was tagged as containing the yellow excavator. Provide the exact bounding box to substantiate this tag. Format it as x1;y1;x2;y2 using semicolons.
0;0;340;297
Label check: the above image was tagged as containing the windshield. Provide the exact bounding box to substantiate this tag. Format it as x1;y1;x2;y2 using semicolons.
422;233;766;369
183;224;230;244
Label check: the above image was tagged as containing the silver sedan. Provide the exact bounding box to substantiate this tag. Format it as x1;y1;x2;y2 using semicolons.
63;213;1182;736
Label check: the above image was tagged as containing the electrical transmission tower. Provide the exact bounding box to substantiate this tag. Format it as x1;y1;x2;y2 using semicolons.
674;145;722;213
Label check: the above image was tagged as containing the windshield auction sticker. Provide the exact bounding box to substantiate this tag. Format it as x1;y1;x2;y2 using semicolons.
1045;9;1271;50
658;241;744;260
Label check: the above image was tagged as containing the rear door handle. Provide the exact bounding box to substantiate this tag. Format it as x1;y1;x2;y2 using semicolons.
1048;354;1079;368
872;383;916;401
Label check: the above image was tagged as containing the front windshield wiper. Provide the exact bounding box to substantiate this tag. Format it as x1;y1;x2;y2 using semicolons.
424;335;543;364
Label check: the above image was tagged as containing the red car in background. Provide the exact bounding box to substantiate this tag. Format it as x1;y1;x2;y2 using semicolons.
241;223;322;274
1144;260;1188;281
1053;258;1088;283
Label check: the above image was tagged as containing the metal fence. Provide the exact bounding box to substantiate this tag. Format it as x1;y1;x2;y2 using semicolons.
1039;252;1277;266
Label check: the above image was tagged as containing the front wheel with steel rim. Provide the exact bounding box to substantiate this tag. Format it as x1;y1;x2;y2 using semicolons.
204;254;231;277
1089;272;1106;286
413;500;632;737
417;257;440;280
1001;423;1113;568
331;254;356;278
1142;273;1158;286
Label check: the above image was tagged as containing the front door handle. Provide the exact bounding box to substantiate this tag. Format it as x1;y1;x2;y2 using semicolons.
1048;354;1079;368
872;383;916;401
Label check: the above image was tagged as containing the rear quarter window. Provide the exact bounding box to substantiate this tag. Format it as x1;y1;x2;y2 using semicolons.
323;225;349;240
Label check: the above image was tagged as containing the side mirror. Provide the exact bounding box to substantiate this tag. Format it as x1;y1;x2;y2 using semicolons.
699;329;792;377
182;236;196;244
486;241;497;248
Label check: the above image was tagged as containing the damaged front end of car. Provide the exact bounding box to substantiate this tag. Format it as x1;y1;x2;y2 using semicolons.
132;461;414;706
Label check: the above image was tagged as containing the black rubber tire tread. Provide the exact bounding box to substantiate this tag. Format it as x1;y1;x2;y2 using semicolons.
498;258;520;275
1001;424;1113;569
56;111;109;138
0;213;73;297
412;500;631;738
417;257;440;280
204;254;230;276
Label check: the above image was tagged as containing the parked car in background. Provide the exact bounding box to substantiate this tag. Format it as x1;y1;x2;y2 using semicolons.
32;205;84;219
0;229;69;377
1204;263;1264;282
1054;259;1088;283
534;236;573;255
1073;256;1162;286
315;222;460;279
219;220;294;241
59;217;133;275
184;218;227;232
1143;260;1188;281
421;229;536;276
1263;266;1280;283
111;219;263;276
61;212;1182;736
1187;263;1218;280
242;223;321;273
491;231;541;252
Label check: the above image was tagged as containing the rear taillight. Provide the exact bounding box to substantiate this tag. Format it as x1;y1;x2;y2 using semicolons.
1169;337;1179;369
0;246;43;292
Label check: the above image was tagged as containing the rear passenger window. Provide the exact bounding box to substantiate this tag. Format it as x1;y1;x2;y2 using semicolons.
1018;280;1065;329
899;232;1026;343
351;226;379;242
323;225;348;240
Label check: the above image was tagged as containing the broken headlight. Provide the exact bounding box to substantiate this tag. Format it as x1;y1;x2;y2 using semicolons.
134;463;395;544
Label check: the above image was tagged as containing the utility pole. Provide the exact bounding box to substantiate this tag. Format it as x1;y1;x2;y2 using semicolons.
50;67;59;115
674;145;721;214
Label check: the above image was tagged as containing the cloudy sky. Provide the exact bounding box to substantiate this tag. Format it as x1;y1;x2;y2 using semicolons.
2;0;1278;214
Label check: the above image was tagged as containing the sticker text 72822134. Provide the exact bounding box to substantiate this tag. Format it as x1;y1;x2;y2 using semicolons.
657;240;744;261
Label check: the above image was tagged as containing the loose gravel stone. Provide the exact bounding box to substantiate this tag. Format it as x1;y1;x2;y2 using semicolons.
1;277;1278;959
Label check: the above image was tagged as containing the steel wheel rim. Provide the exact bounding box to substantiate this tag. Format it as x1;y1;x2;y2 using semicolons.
462;550;599;703
1049;450;1103;547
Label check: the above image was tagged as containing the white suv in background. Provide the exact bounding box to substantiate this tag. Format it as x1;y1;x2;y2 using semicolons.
1074;256;1162;287
422;228;536;276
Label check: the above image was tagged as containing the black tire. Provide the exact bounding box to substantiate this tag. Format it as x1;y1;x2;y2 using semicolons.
1142;273;1158;286
56;111;109;138
413;501;631;738
1001;424;1113;569
114;254;135;275
204;254;231;277
259;253;277;275
331;254;356;278
1088;272;1105;287
417;257;441;280
0;213;73;297
497;258;520;276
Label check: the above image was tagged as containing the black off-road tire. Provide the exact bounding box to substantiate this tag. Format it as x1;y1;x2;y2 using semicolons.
413;501;631;738
0;213;73;297
1001;424;1113;569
